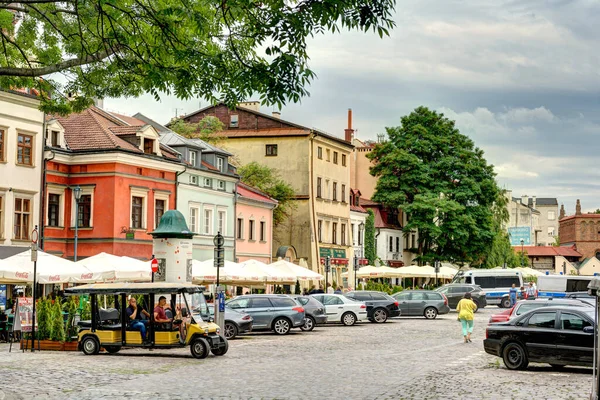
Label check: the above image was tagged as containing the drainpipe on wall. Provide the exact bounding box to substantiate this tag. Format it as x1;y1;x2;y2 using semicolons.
309;131;320;273
375;228;381;265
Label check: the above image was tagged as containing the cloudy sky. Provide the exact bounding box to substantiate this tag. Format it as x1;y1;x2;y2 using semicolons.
104;0;600;214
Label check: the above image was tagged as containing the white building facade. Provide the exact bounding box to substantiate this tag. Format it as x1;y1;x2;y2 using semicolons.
0;90;45;251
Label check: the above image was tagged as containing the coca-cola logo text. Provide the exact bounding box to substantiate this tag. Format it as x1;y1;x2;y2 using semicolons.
49;275;61;282
80;273;93;280
15;272;29;279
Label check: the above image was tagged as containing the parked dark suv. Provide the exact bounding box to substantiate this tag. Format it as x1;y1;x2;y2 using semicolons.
435;284;487;310
344;291;401;323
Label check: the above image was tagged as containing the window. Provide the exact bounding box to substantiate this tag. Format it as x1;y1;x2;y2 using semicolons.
548;211;556;221
218;180;225;191
204;178;212;188
230;114;239;128
342;154;346;166
388;236;393;252
51;130;59;147
204;209;213;235
17;133;33;166
143;139;154;154
317;178;322;198
351;224;356;245
0;128;5;162
189;151;197;166
548;227;555;237
333;151;338;164
396;237;400;252
341;185;346;203
78;195;91;228
260;221;266;241
227;298;249;309
155;199;165;229
237;218;243;239
318;220;322;242
371;293;389;301
317;147;323;159
326;149;330;161
137;167;143;175
48;194;60;227
250;297;273;308
13;198;30;240
560;313;592;331
527;312;556;329
218;211;226;235
266;144;278;156
332;222;337;244
131;196;144;229
322;295;343;305
341;224;346;245
189;207;199;233
332;182;337;201
189;175;198;185
217;157;224;172
270;297;297;307
358;227;363;245
249;220;255;240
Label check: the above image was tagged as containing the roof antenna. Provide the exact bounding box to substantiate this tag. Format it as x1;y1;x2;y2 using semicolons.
173;108;184;118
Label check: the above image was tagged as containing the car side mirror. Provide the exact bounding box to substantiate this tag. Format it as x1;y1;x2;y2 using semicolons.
584;326;595;334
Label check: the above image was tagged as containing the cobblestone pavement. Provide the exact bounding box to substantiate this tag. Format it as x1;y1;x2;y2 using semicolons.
0;307;592;399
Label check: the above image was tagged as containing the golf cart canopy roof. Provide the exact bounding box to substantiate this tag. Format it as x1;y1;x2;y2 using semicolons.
65;282;205;295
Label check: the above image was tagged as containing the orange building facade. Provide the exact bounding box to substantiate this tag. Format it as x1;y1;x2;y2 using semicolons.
41;107;184;260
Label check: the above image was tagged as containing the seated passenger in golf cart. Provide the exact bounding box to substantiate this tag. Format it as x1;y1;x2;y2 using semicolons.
65;282;228;359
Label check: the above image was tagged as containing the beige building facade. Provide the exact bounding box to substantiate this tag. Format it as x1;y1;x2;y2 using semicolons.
178;103;354;283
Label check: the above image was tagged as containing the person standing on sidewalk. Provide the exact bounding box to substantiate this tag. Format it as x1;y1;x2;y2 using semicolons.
526;282;536;300
456;292;477;343
509;283;518;307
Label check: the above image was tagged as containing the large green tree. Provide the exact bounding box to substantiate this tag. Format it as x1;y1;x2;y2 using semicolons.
364;209;376;265
368;106;502;265
237;162;295;227
0;0;395;114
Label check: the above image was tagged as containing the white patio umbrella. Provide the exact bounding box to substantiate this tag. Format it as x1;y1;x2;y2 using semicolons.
76;252;151;282
0;257;31;283
191;259;246;284
516;267;544;277
2;249;101;283
394;265;437;278
438;266;459;279
268;259;324;281
238;259;296;283
342;265;406;279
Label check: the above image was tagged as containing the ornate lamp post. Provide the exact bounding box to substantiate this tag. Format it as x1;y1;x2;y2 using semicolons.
520;239;525;267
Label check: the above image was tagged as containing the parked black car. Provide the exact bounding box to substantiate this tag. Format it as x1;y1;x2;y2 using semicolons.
291;295;327;331
484;306;595;370
435;284;487;310
344;291;401;323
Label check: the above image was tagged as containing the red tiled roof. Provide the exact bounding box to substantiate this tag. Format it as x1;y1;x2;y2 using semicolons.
111;112;146;126
108;126;144;136
201;160;219;171
218;128;309;138
237;182;278;205
359;198;379;206
514;246;582;258
350;205;367;213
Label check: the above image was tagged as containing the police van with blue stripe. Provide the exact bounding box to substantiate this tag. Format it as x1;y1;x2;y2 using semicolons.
452;269;523;308
537;274;595;298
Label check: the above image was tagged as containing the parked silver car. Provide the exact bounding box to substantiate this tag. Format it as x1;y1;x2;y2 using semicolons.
391;290;450;319
206;305;253;340
291;295;327;331
226;295;305;335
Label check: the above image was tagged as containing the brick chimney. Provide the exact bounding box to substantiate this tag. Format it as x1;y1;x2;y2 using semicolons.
272;111;281;119
238;101;260;112
559;204;565;219
344;108;354;142
576;199;582;215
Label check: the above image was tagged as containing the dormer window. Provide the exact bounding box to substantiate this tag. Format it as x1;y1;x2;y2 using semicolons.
144;138;154;154
45;121;65;149
355;195;360;207
230;115;239;128
217;157;224;172
51;131;59;147
189;150;197;166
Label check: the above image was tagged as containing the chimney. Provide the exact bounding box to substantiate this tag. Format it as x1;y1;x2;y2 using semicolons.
344;108;354;142
576;199;582;215
93;98;104;109
559;204;565;219
531;196;536;209
272;111;281;119
521;195;528;205
238;101;260;112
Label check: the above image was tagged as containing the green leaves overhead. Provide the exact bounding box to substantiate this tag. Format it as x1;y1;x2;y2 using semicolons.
0;0;396;114
368;106;504;266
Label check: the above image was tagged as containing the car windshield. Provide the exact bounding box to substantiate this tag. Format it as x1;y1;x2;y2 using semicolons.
515;303;545;315
187;292;210;322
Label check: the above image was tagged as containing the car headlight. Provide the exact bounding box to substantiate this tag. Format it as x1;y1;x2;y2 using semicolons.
204;327;209;334
216;328;220;334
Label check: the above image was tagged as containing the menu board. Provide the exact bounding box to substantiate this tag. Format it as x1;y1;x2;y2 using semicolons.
15;297;36;332
0;285;6;311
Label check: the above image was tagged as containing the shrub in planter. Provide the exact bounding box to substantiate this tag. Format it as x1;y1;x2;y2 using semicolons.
36;298;52;340
64;297;78;340
50;298;65;342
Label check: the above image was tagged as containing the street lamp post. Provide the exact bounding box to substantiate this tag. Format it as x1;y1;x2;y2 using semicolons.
73;185;82;262
520;239;524;267
353;255;359;291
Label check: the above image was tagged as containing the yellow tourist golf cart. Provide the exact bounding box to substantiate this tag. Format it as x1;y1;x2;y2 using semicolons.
65;282;227;359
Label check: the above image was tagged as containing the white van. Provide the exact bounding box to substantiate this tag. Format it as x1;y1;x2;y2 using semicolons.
537;274;595;298
452;269;523;308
